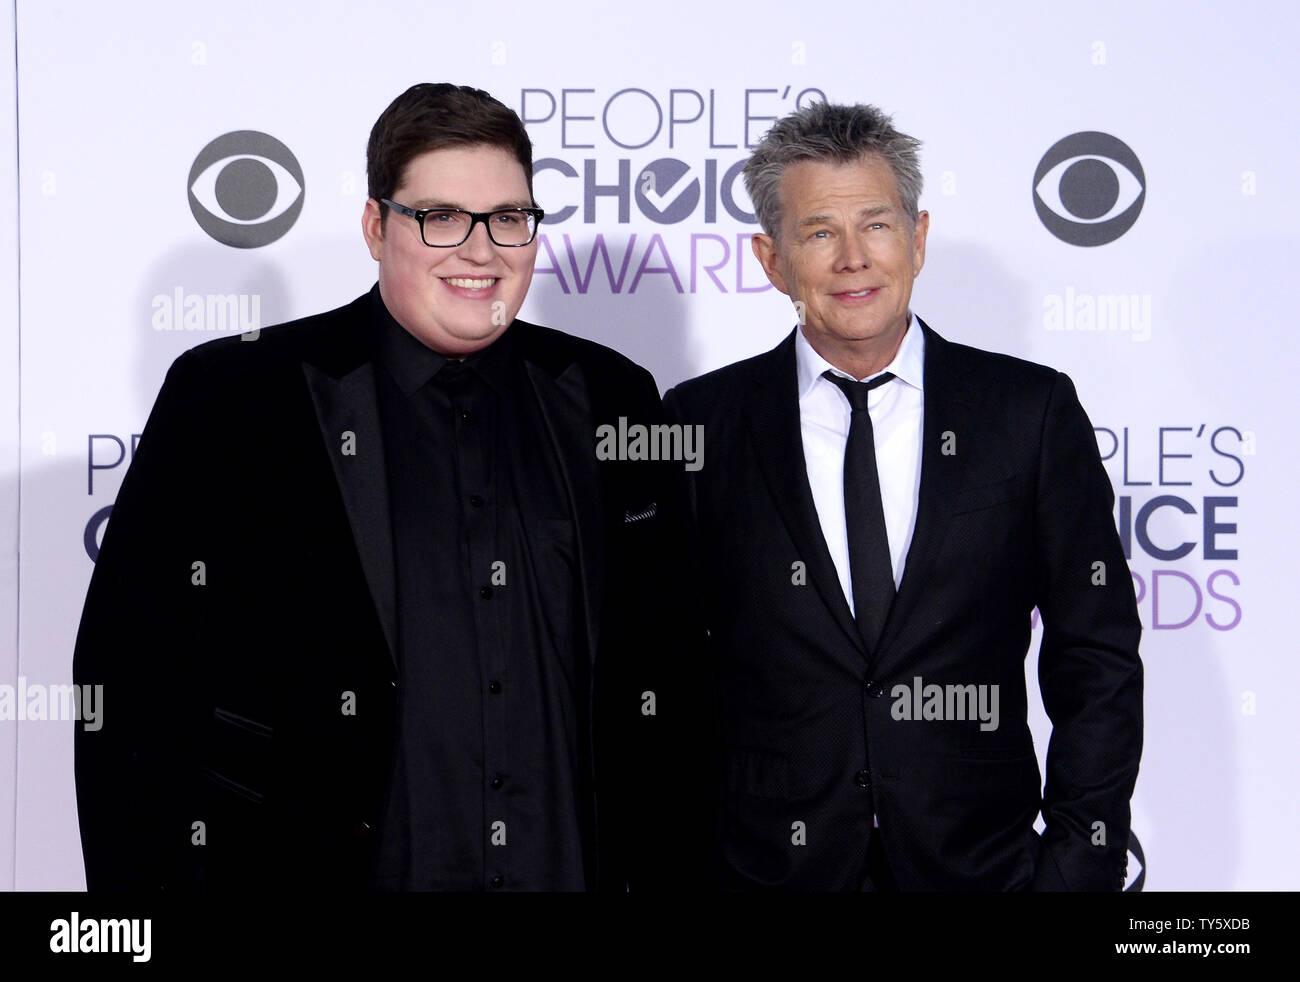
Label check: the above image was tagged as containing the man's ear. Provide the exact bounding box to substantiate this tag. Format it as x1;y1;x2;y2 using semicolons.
362;198;385;261
751;232;790;296
911;209;930;278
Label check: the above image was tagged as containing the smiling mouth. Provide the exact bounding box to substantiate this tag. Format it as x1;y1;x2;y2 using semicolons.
441;276;499;289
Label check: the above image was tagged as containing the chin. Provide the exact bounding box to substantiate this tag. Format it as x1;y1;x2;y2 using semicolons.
445;325;508;351
845;323;894;340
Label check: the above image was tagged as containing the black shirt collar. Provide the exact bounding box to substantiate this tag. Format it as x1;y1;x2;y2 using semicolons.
370;282;515;398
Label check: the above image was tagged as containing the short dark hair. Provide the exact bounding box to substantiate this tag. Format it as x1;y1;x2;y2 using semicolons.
366;83;534;220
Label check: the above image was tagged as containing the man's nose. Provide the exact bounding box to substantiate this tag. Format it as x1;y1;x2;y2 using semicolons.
459;217;498;261
836;232;871;269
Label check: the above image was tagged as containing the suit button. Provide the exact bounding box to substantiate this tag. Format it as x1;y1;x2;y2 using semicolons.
864;680;885;698
488;680;502;694
490;874;504;889
479;586;493;599
854;770;871;789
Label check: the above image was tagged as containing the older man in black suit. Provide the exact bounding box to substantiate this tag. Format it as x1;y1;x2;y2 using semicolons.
665;102;1143;891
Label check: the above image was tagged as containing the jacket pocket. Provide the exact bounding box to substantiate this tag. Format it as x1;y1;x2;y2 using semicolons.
951;473;1029;515
213;706;273;739
623;501;658;524
725;746;789;800
958;745;1036;762
203;705;272;805
203;766;264;805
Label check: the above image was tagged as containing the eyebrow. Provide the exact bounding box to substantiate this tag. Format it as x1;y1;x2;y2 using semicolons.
796;204;896;228
409;198;534;211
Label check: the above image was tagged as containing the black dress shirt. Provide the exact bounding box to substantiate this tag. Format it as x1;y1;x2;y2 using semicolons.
367;287;586;890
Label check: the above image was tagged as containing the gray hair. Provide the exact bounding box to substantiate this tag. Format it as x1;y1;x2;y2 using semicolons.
743;102;923;239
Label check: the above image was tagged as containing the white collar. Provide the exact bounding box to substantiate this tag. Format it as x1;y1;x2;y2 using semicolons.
795;313;926;399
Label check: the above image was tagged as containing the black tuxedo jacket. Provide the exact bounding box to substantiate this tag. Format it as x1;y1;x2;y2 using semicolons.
73;290;696;891
663;319;1143;891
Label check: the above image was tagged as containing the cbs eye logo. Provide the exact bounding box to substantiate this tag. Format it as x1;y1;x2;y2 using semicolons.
1033;132;1144;247
188;131;304;248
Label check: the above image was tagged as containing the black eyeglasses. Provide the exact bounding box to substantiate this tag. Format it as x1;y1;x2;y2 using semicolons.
381;199;544;247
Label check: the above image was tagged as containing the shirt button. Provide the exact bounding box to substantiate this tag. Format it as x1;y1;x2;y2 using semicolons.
469;494;485;508
490;776;504;789
488;680;502;694
855;770;871;789
490;874;504;889
479;586;493;599
459;408;472;423
864;680;885;698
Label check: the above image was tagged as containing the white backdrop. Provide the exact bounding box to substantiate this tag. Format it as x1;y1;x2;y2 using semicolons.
3;0;1297;890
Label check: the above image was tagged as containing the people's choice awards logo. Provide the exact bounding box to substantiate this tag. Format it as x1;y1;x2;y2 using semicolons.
188;131;305;248
1033;132;1144;246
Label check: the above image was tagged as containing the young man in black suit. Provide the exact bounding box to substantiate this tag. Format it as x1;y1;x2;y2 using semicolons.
665;102;1143;891
73;83;697;892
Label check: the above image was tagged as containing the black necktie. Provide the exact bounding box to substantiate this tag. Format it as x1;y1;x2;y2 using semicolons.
823;370;896;653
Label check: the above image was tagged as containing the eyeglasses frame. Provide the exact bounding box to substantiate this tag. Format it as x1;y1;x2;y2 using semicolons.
380;198;545;247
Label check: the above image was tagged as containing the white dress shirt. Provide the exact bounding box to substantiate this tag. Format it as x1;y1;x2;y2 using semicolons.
795;315;925;615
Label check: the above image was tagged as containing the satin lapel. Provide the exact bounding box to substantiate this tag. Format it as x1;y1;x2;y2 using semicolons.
523;359;604;672
747;330;865;655
872;319;976;663
302;359;398;673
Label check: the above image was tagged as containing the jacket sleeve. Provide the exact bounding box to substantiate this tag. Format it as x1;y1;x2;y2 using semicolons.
72;350;209;891
610;377;719;891
649;384;722;889
1030;371;1144;891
